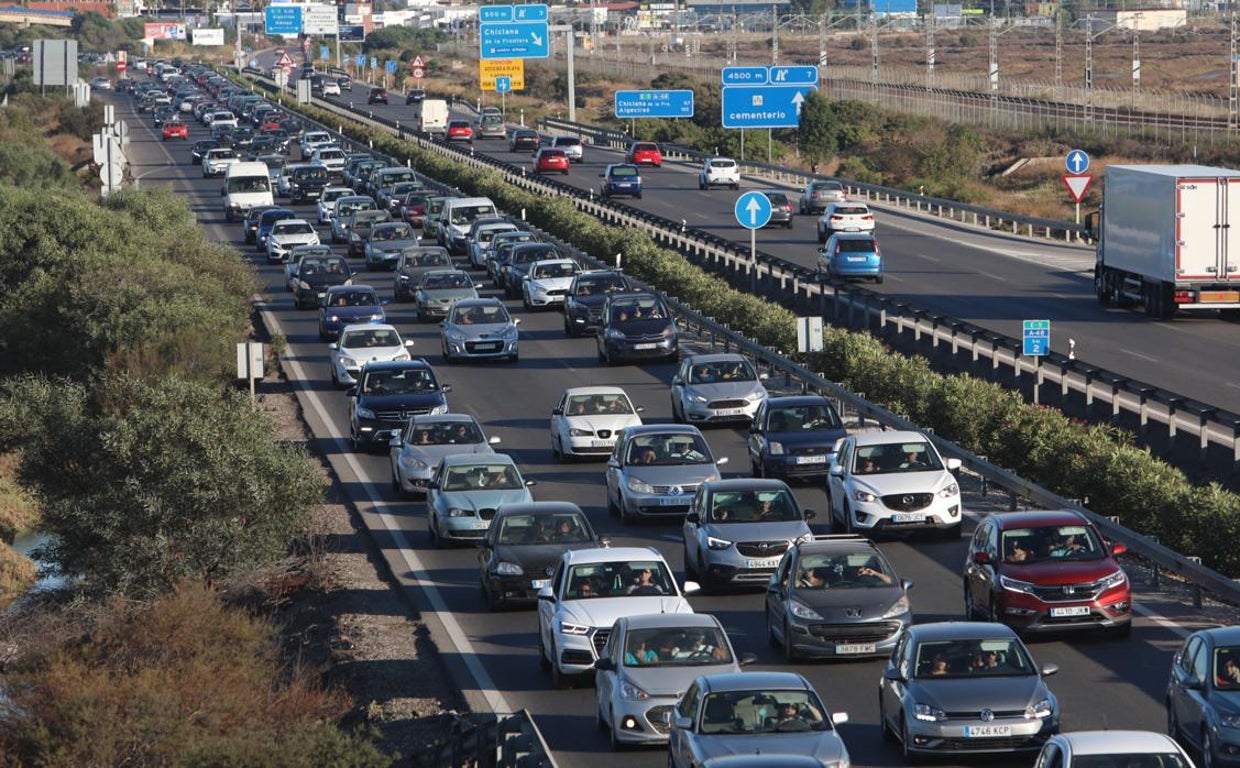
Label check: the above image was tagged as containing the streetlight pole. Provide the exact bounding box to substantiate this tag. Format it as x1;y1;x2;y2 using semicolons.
771;4;779;65
925;14;935;89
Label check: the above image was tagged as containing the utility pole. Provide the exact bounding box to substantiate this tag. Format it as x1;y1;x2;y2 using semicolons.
925;14;935;89
1085;14;1095;123
988;14;999;101
771;4;779;65
870;17;879;85
818;13;827;72
1132;24;1140;96
1054;7;1063;102
1230;15;1238;130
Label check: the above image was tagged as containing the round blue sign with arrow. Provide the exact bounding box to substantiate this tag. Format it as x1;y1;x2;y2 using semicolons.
734;191;772;230
1066;149;1090;175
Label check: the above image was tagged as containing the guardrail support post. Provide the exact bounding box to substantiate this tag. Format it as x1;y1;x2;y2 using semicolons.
1200;410;1216;465
1188;556;1204;608
977;456;989;496
1166;397;1183;441
1147;534;1161;588
1138;387;1155;440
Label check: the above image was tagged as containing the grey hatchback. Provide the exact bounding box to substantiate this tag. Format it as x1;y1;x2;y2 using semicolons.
1166;625;1240;768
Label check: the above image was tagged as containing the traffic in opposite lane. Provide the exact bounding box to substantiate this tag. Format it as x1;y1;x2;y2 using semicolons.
116;66;1233;768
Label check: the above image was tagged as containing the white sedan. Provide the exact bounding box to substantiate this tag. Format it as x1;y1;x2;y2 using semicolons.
522;258;580;310
265;219;321;263
550;386;643;461
328;324;414;387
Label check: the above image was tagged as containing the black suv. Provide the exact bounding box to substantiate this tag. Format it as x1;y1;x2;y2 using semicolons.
405;88;427;105
290;250;353;309
347;361;451;450
562;270;632;337
367;87;388;105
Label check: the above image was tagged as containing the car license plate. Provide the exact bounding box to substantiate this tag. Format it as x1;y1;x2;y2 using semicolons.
472;519;489;529
835;643;876;655
964;725;1012;738
590;439;611;447
715;408;746;416
795;455;827;464
846;256;866;262
530;579;549;589
653;497;687;506
316;292;326;298
1050;605;1091;618
476;343;501;351
634;343;658;350
744;558;780;569
891;513;924;524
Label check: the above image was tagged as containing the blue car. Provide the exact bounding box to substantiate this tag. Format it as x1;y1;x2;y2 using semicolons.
599;163;642;200
817;232;883;283
317;285;386;340
254;207;296;253
747;395;848;480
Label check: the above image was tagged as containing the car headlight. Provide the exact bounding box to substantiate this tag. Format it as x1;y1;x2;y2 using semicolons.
398;455;428;470
446;331;466;342
445;508;469;518
938;482;959;498
706;536;732;551
393;352;411;361
689;394;708;404
605;328;625;339
620;680;650;701
661;325;676;339
328;314;341;322
881;595;910;619
745;390;766;402
297;280;310;290
355;407;375;419
1000;574;1037;594
502;325;519;340
626;476;653;494
569;428;593;437
788;601;822;621
1098;570;1128;590
768;441;784;455
399;275;411;283
430;403;449;415
852;488;877;503
494;561;523;576
339;356;357;367
795;532;814;545
1024;698;1054;720
1220;714;1240;728
369;313;384;321
559;621;590;635
913;703;947;722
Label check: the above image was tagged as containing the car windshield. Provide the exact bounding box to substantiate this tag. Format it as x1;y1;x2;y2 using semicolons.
478;227;516;244
323;189;351;202
359;368;436;395
410;251;452;267
541;150;566;159
710;159;736;169
340;328;400;349
767;404;841;432
299;258;344;275
262;212;294;225
496;513;590;545
811;182;843;193
699;691;830;735
622;626;733;668
1216;647;1240;690
328;290;379;307
406;420;482;446
339;200;374;215
566;560;674;599
384;171;416;184
353;213;387;228
626;434;711;466
689;360;756;384
533;262;577;280
226;177;270;193
1001;525;1106;564
451;304;510;325
575;276;628;296
451;205;497;225
566;393;634;416
835;238;878;253
422;272;473;290
443;463;522;491
793;552;898;589
709;489;800;523
913;637;1035;678
609;166;639;179
371;224;414;241
852;441;944;474
611;300;667;323
1070;757;1191;768
293;167;328;181
554;137;580;147
273;222;314;236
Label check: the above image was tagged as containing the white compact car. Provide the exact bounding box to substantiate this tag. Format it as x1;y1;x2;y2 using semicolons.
317;186;356;224
536;546;698;689
1034;731;1196;768
522;258;580;310
322;80;341;96
816;201;875;243
265;218;321;263
328;323;414;387
826;429;963;539
311;146;347;173
698;157;741;190
550;386;644;461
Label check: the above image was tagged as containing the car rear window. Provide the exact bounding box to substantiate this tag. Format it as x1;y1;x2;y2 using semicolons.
610;166;639;178
835;237;878;253
832;205;870;216
554;137;581;147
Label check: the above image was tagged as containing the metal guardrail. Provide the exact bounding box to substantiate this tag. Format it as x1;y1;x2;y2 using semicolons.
538;115;1085;243
419;711;556;768
239;69;1240;609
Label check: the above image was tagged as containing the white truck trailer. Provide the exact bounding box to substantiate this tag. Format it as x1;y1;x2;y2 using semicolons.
1086;164;1240;319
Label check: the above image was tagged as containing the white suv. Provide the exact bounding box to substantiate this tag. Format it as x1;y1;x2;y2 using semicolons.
698;157;741;190
536;546;699;688
816;201;875;243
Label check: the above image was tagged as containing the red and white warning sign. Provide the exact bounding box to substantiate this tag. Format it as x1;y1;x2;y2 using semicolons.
410;55;426;79
276;51;295;68
1063;173;1094;204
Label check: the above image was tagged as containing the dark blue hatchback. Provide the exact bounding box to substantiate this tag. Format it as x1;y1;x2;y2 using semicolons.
747;395;847;480
599;163;643;200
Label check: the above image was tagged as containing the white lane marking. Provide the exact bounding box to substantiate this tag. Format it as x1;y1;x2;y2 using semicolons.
977;271;1008;283
1123;349;1159;363
1133;603;1190;639
918;253;941;264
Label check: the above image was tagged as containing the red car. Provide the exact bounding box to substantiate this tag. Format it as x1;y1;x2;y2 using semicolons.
162;120;189;140
446;120;474;143
532;148;570;175
963;509;1132;638
626;141;663;167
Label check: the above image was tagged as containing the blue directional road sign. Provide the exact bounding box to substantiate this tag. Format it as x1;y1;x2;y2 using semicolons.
479;5;513;22
721;66;769;86
264;5;303;35
513;4;548;20
722;84;817;129
369;56;377;70
1022;319;1051;356
480;20;549;59
319;45;329;62
614;90;694;119
385;60;397;74
735;191;773;231
769;65;819;85
1066;149;1090;174
495;76;512;94
355;54;366;67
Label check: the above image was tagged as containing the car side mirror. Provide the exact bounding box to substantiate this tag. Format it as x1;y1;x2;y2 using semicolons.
759;372;769;381
684;511;700;525
945;457;963;471
972;551;991;565
715;456;728;466
552;408;563;416
328;342;338;350
439;321;447;327
594;657;616;672
513;318;522;326
902;578;915;591
749;424;761;434
441;385;452;393
1111;541;1127;556
598;173;604;177
475;283;484;289
537;586;554;602
671;376;682;385
390;434;403;446
345;387;357;397
681;581;701;595
672;714;692;731
1041;663;1059;678
829;464;844;477
219;187;226;196
488;436;502;445
1184;676;1204;691
404;340;415;347
737;652;758;667
802;509;816;520
524;479;537;487
883;668;904;682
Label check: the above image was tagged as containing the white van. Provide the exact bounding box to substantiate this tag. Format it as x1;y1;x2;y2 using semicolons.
414;99;449;135
438;197;498;254
222;161;274;222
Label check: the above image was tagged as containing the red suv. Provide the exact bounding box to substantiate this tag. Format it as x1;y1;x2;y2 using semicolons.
625;141;662;167
963;509;1131;637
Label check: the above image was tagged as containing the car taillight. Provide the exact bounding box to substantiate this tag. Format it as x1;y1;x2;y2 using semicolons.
862;215;874;221
830;215;843;221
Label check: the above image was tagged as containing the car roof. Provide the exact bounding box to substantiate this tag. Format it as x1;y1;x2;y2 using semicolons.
700;671;810;694
563;545;663;564
531;258;576;267
703;478;791;493
1060;731;1182;755
453;297;504;309
766;395;834;408
828;232;878;242
1194;625;1240;643
359;359;433;373
623;613;723;631
274;218;312;227
563;385;631;397
607;291;662;302
326;284;374;294
621;424;704;438
441;453;517;467
341;322;397;334
494;501;585;518
906;621;1019;642
410;413;476;425
685;353;750;364
851;430;929;446
793;534;880;556
991;510;1090;529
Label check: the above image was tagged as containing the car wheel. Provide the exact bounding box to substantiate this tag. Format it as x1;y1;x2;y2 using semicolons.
754;459;767;479
785;219;794;230
508;352;519;363
484;579;502;611
550;644;570;690
563;316;574;337
842;504;854;535
1110;621;1133;639
537;629;551;670
596;700;607;732
901;717;921;762
635;193;642;200
429;515;444;549
939;523;961;541
986;593;1001;623
607;488;620;517
683;543;697;578
608;707;628;751
522;294;531;310
782;619;797;662
671;397;683;423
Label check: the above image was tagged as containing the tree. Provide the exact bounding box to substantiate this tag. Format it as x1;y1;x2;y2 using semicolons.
797;90;838;171
0;374;324;598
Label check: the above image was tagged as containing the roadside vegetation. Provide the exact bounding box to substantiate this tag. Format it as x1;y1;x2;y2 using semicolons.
0;85;389;762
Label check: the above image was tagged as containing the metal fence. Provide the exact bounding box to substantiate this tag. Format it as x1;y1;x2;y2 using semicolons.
242;71;1240;608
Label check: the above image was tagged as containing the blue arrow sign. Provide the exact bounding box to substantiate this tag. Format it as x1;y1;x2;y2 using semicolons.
769;65;819;85
479;5;513;22
614;89;695;119
1066;149;1090;174
264;5;303;35
722;66;768;86
722;84;817;129
355;53;365;67
385;60;397;74
480;20;549;59
735;191;773;230
1022;319;1051;356
495;76;512;93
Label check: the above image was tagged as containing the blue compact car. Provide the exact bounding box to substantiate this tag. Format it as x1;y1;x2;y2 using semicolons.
599;164;643;200
817;233;883;283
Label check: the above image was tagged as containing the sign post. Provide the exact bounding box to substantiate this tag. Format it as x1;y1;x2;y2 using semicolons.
735;191;772;292
236;342;265;404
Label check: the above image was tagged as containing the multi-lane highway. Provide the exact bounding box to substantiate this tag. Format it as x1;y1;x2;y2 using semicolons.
119;83;1234;768
304;83;1240;420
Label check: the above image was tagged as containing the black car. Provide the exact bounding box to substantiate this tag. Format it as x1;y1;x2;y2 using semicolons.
190;139;220;166
747;395;847;480
290;250;353;309
347;361;451;450
596;292;679;365
563;270;632;337
393;246;454;302
477;502;601;610
288;164;330;204
503;242;560;298
508;129;540;153
405;88;426;105
367;87;388;105
336;75;352;91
